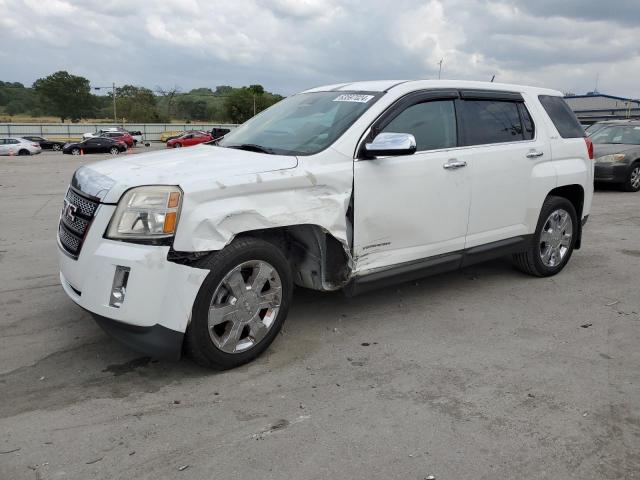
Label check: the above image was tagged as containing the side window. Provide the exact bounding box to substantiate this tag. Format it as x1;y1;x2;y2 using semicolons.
381;100;457;151
461;100;525;145
518;103;535;140
538;95;584;138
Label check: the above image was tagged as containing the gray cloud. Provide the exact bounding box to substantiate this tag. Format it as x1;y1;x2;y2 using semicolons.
0;0;638;98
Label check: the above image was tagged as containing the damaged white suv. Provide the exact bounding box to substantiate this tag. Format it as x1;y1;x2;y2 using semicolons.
58;80;594;369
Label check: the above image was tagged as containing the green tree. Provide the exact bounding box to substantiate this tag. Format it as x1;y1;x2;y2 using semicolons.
32;71;94;121
223;86;282;123
115;85;163;122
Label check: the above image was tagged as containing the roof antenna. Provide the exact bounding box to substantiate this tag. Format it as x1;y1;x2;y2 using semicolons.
438;59;443;79
490;75;495;82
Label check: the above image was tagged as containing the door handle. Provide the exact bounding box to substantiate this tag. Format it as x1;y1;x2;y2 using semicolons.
443;159;467;170
526;151;544;158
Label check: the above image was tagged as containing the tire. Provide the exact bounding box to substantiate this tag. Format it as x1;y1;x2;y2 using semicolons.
185;237;293;370
513;195;578;277
71;148;81;155
109;147;120;155
18;149;30;156
52;144;61;151
174;143;182;148
622;162;640;192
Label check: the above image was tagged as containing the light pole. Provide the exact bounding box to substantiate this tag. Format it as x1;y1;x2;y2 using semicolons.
94;83;117;123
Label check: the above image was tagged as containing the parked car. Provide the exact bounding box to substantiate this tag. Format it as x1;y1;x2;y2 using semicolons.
160;130;184;142
591;121;640;191
586;119;637;137
164;130;208;143
0;137;42;155
62;137;127;155
211;127;231;140
100;131;135;148
22;135;66;151
166;131;212;148
128;130;144;145
83;127;127;140
57;80;593;369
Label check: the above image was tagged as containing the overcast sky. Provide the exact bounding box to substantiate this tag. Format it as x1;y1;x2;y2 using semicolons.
1;0;639;97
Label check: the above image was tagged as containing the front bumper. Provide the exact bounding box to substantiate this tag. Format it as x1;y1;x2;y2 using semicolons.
594;162;630;183
58;204;209;359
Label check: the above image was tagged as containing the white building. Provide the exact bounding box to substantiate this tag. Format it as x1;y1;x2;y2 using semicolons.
564;93;640;124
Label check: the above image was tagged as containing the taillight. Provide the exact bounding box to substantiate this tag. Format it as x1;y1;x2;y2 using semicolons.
584;137;594;160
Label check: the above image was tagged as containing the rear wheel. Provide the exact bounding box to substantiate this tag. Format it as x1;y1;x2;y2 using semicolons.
513;195;577;277
52;144;61;151
186;237;292;370
174;142;182;148
18;149;30;156
622;163;640;192
109;147;120;155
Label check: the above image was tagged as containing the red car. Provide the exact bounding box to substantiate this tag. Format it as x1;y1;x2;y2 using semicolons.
166;132;212;148
101;132;134;148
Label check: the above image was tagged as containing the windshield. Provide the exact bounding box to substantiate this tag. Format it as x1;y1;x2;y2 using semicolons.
591;125;640;145
218;91;382;155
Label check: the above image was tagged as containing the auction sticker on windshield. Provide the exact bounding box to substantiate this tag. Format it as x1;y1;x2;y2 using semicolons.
333;94;374;103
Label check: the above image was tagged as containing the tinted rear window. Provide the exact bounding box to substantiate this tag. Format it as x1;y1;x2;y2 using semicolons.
538;95;585;138
461;100;529;145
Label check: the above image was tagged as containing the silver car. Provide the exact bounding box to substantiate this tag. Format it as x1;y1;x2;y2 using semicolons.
0;137;42;156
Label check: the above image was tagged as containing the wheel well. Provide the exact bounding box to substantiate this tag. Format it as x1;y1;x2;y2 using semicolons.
548;184;584;248
235;225;351;291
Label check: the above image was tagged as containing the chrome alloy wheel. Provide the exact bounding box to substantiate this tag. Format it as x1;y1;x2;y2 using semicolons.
539;208;573;267
207;260;282;354
630;166;640;190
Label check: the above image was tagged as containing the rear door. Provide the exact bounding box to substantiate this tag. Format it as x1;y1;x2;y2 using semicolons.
454;91;554;248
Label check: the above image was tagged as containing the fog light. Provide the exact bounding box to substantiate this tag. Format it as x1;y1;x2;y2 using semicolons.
109;266;130;308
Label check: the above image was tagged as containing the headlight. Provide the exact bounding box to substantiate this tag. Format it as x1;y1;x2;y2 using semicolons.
106;186;182;241
596;153;626;163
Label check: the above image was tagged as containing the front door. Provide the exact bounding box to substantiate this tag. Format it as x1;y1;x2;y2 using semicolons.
353;95;471;273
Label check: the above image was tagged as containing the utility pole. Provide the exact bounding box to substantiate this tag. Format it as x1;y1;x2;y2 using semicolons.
94;83;117;123
438;59;443;80
112;82;117;123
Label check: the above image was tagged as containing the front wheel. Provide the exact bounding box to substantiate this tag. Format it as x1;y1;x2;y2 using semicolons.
513;195;578;277
174;142;182;148
186;237;292;370
71;148;81;155
622;163;640;192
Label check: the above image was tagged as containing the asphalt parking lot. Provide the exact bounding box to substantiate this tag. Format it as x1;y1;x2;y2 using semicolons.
1;149;639;480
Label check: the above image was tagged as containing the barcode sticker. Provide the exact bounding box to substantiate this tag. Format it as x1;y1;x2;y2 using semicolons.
333;94;374;103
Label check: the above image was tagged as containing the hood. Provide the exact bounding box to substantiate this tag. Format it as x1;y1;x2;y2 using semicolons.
71;144;298;202
593;143;640;158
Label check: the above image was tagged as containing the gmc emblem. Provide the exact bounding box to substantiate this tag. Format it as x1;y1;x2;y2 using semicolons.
62;199;78;222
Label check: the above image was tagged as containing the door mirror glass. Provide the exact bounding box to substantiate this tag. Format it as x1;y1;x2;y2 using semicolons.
364;132;416;157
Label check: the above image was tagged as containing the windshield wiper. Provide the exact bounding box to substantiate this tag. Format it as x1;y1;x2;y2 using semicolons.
225;143;275;154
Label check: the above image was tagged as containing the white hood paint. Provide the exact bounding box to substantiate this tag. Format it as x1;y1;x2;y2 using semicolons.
85;145;298;202
76;145;354;260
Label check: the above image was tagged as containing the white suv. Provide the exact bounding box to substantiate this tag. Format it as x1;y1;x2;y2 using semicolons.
57;80;594;369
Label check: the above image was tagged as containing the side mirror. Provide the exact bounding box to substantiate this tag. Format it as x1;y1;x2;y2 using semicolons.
364;132;417;158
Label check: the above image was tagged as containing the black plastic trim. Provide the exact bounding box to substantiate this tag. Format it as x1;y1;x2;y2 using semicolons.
344;235;533;296
459;90;524;101
91;313;184;361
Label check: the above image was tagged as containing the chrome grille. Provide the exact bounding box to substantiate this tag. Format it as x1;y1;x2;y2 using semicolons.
58;187;100;258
